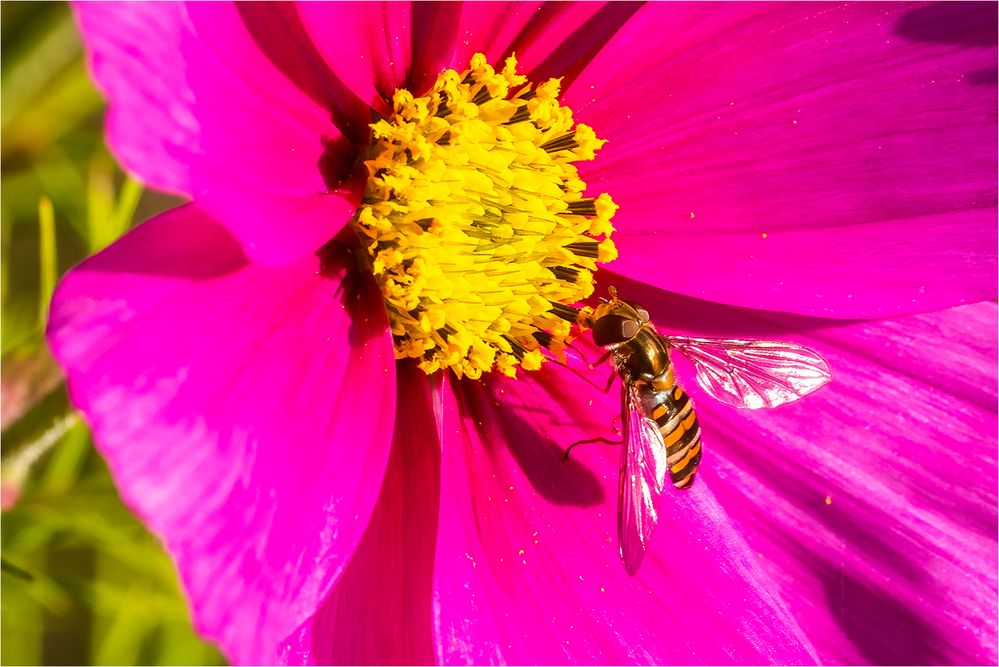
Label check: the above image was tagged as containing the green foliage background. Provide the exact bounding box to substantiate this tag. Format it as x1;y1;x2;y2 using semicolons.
1;4;226;664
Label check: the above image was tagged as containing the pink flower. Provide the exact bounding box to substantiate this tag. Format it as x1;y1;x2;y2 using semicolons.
49;2;996;664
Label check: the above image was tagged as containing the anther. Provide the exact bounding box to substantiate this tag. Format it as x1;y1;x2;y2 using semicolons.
566;199;597;216
472;87;492;105
504;106;531;125
503;335;528;359
541;132;578;152
550;302;580;322
533;331;554;348
551;266;581;282
564;241;600;258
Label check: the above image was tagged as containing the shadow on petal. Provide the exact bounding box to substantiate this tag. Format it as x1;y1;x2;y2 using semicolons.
894;2;998;48
458;375;606;508
595;270;849;339
821;568;946;665
86;211;248;280
235;3;372;143
895;2;999;88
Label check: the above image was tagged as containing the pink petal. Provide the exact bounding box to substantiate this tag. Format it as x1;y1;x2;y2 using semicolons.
73;1;194;195
699;303;998;665
46;205;397;663
568;2;998;318
432;363;817;664
515;2;643;87
615;278;998;663
296;2;415;115
74;2;368;265
443;2;640;89
281;362;440;666
297;1;639;104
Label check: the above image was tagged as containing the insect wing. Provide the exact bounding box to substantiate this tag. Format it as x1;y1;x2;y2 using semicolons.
667;335;831;409
617;383;668;575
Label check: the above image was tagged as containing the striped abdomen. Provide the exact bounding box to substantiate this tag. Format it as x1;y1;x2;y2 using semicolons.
640;365;702;489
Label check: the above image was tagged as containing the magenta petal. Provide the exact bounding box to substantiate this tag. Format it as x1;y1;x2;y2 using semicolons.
272;1;572;119
432;366;816;664
46;205;397;663
691;302;998;664
302;0;547;102
281;362;440;666
74;2;367;265
616;279;998;663
73;1;195;195
297;2;415;115
406;2;545;90
296;2;609;104
569;3;998;317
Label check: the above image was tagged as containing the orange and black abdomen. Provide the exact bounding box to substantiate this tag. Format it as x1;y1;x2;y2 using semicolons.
644;366;703;489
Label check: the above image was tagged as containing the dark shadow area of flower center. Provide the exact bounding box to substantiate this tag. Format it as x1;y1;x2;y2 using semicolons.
317;230;390;351
317;135;360;191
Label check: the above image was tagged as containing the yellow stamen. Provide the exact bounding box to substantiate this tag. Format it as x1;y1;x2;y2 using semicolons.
352;53;617;379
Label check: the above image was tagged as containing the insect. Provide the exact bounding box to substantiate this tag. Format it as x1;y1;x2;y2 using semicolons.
576;287;832;574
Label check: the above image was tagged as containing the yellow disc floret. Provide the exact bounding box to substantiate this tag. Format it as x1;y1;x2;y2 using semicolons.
352;53;617;379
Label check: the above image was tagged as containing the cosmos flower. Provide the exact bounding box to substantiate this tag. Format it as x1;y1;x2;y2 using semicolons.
49;2;996;664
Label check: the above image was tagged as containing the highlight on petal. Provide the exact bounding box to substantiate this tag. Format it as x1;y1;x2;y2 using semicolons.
432;360;817;665
612;277;998;664
570;2;998;318
46;205;397;663
281;362;441;666
74;2;368;265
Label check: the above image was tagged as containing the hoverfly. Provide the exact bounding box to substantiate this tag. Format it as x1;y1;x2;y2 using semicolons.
576;287;831;574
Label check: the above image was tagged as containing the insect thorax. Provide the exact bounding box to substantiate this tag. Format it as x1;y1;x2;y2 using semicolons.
612;326;672;384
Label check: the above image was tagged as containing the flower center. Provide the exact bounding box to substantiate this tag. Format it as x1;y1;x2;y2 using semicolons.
352;54;617;379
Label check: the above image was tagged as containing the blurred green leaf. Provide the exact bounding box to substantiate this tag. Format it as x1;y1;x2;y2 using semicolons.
111;177;143;248
87;157;142;253
36;196;56;327
92;579;158;665
36;419;88;495
1;4;224;665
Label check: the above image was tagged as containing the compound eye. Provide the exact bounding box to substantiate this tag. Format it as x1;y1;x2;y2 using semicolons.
592;314;640;346
625;301;651;323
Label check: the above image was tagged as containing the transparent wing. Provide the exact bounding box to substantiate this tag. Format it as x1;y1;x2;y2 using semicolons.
667;335;831;409
617;383;668;575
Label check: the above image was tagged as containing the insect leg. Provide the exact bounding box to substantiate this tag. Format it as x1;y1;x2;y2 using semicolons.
563;414;623;460
563;436;622;461
565;341;613;369
545;350;618;394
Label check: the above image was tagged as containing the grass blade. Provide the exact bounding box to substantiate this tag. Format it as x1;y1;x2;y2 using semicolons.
36;195;56;327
